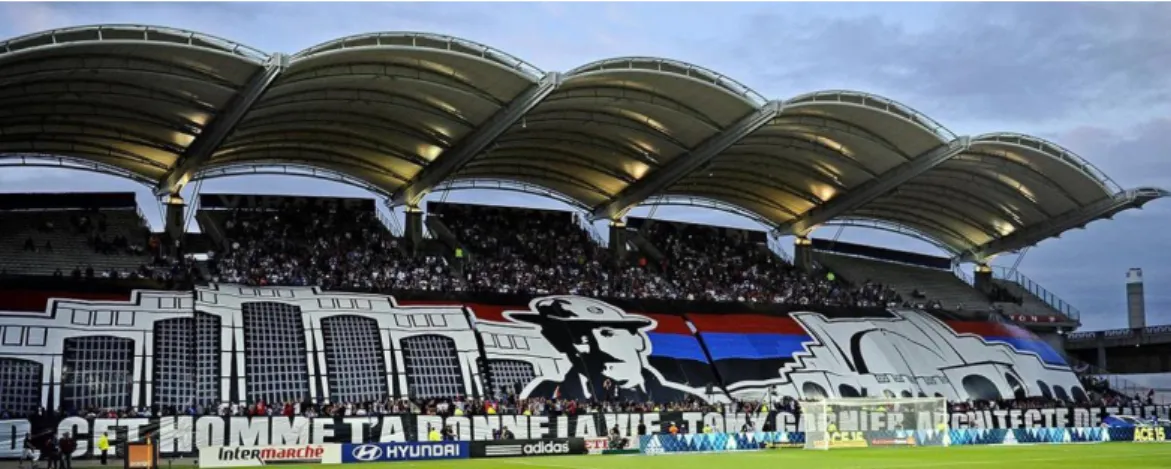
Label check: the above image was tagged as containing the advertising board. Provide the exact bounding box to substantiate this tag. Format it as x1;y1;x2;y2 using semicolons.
340;442;468;463
197;444;341;468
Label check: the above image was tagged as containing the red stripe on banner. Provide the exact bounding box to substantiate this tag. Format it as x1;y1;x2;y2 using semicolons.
0;290;132;313
947;321;1037;340
640;313;692;335
686;313;807;335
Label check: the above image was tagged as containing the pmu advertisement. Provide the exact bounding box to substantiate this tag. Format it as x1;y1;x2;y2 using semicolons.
340;442;469;463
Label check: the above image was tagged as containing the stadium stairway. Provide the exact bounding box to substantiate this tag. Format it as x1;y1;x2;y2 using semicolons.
816;252;993;311
424;215;471;269
0;209;152;276
626;226;666;268
195;210;228;248
991;274;1077;324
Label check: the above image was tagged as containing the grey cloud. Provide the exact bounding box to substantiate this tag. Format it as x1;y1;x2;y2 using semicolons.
1045;118;1171;191
715;3;1171;125
0;3;498;53
989;117;1171;330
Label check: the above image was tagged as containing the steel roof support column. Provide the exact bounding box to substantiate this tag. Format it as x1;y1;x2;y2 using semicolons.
162;194;186;257
590;101;783;221
973;263;993;294
404;206;424;249
773;136;972;237
793;236;813;272
155;54;288;196
609;219;628;261
957;187;1169;263
390;72;563;207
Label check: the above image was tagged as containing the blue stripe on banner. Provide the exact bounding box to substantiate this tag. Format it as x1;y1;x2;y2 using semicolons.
699;332;811;361
647;332;710;362
987;337;1067;366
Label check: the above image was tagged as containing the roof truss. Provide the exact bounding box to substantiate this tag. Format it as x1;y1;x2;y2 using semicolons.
590;100;782;221
155;54;288;196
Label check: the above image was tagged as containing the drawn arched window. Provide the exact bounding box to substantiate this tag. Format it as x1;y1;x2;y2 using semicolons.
487;359;536;397
62;336;134;411
153;312;221;408
242;302;310;404
1071;386;1089;403
802;382;828;400
1004;373;1027;400
1036;381;1053;399
322;315;389;403
1053;386;1070;402
0;358;43;414
400;334;465;400
839;384;862;398
962;375;1001;401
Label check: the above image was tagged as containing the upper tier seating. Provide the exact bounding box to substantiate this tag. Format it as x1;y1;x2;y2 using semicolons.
429;203;617;296
201;203;455;292
991;278;1070;321
0;209;154;277
639;220;899;306
815;252;992;311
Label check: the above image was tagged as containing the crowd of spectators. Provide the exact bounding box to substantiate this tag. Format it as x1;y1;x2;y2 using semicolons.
642;221;900;306
431;204;614;296
369;203;900;306
208;203;458;292
11;385;1153;430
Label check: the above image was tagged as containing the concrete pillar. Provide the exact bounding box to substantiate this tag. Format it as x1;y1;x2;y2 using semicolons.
163;194;186;257
793;236;813;271
974;263;993;293
405;207;424;248
609;220;627;261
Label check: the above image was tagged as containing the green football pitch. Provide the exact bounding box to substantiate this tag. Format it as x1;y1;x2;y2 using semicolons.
173;443;1171;469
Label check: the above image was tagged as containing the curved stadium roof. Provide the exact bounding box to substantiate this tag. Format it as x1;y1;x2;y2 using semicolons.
0;24;1165;263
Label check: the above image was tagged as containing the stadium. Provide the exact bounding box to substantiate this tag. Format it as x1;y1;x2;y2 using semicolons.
0;23;1168;469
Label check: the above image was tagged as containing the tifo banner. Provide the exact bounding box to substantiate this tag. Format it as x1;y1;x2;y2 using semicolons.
0;285;1089;412
197;444;342;468
340;442;468;463
469;439;586;458
3;408;1170;459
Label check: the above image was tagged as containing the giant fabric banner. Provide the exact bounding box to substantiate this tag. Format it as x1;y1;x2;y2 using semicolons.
4;407;1170;459
1;285;1085;415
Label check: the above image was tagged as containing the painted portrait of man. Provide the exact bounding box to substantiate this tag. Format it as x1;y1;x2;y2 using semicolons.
505;296;699;403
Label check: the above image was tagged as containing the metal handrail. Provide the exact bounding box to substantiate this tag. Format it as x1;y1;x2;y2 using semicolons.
766;236;793;263
953;265;975;287
992;266;1081;321
376;209;403;236
576;213;607;248
1067;356;1167;405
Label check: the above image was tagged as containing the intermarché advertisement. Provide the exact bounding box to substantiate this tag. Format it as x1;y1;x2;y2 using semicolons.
197;444;342;468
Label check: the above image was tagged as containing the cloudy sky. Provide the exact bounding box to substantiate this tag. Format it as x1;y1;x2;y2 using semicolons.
0;2;1167;331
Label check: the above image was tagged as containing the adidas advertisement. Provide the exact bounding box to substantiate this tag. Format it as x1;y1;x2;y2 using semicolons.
523;441;570;455
470;439;587;458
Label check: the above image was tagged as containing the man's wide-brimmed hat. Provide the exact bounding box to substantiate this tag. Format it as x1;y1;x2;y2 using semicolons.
506;296;653;331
